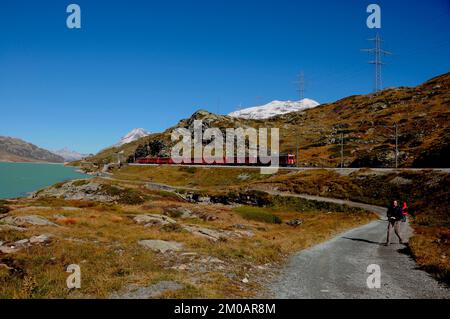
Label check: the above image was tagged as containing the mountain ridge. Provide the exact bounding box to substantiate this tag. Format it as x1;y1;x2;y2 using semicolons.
0;136;65;163
84;72;450;168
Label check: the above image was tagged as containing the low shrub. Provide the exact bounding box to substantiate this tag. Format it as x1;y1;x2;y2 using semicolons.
233;206;282;224
72;179;90;187
100;184;147;205
179;166;197;174
0;205;10;215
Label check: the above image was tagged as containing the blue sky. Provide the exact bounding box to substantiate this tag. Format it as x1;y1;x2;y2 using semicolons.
0;0;449;154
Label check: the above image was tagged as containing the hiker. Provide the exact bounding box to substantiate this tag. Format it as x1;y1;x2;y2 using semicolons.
386;200;404;245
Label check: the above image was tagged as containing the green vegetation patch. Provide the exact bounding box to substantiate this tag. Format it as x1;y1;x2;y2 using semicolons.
270;196;367;214
233;206;282;224
72;179;90;187
100;184;147;205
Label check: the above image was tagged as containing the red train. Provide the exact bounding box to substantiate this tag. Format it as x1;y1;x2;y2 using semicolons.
136;154;296;167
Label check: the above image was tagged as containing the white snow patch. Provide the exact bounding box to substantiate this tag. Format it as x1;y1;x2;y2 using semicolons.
228;99;320;120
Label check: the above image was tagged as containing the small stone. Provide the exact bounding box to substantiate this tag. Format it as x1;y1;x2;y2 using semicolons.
134;214;177;226
286;219;303;227
242;278;249;284
165;207;196;219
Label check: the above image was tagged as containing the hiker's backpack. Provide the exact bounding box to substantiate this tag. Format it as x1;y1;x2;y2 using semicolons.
401;202;408;222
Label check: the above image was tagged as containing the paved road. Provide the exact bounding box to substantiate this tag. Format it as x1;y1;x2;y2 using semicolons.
264;192;450;299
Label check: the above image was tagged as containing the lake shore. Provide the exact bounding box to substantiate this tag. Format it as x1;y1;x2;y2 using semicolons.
0;162;91;199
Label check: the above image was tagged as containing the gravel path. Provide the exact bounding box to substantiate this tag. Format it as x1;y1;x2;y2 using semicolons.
264;192;450;299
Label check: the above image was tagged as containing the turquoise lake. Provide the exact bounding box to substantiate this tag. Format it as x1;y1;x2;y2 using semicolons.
0;162;90;199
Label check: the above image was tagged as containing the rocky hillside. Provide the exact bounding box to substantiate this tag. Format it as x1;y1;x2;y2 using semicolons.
0;136;64;163
86;72;450;168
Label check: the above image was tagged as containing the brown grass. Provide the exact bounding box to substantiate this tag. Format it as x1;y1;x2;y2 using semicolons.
0;180;376;298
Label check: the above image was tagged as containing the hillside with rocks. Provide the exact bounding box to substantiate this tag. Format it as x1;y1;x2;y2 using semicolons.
85;72;450;168
0;136;64;163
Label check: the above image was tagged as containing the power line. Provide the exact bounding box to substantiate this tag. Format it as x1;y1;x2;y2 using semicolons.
361;33;392;92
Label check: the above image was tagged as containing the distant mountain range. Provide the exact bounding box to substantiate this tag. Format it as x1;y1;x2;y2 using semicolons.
51;148;90;162
0;136;64;163
228;98;320;119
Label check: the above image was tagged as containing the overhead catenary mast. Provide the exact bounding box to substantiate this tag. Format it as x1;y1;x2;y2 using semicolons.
296;71;305;107
361;33;392;92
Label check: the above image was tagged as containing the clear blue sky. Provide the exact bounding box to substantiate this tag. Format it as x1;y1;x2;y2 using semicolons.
1;0;449;153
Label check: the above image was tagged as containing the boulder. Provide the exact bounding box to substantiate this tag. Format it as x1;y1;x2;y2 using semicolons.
389;176;412;185
138;240;184;253
133;214;177;227
182;225;232;242
234;230;254;237
199;256;225;264
14;239;29;246
29;234;52;244
0;225;26;232
164;207;195;219
0;245;21;254
0;234;53;254
0;215;57;227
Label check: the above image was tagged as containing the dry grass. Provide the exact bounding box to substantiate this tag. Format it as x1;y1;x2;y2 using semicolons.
409;226;450;285
109;165;450;287
0;180;376;298
111;165;273;190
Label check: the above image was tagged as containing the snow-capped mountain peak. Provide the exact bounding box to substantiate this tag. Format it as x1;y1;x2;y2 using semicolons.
51;148;90;162
228;98;320;120
115;128;149;147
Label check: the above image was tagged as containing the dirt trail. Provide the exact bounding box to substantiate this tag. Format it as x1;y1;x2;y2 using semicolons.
262;191;450;299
